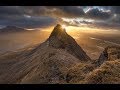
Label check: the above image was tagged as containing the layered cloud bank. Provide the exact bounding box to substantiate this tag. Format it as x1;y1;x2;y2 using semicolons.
0;6;120;29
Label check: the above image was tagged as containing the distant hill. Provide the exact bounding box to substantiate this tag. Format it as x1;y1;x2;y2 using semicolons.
0;26;27;33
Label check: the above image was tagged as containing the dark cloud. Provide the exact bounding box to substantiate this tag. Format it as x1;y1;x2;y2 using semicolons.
109;6;120;14
113;7;120;14
0;6;23;20
0;6;86;28
11;16;57;28
21;6;47;16
0;6;58;28
86;8;113;20
45;6;85;17
20;6;85;18
0;18;57;28
95;6;120;14
0;6;120;29
0;6;22;15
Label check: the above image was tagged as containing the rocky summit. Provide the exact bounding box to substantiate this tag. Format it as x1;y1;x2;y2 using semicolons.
47;24;91;61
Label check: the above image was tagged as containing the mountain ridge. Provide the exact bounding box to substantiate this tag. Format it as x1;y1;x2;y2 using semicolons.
0;24;119;84
0;26;27;33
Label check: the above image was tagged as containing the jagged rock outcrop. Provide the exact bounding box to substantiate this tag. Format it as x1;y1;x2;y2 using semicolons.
96;46;120;66
81;46;120;84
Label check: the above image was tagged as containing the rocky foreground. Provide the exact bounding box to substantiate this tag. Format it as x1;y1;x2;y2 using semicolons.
0;24;120;84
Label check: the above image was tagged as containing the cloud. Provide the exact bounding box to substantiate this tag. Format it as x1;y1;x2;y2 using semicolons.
20;6;85;18
45;6;85;17
86;8;113;20
0;6;58;28
12;16;57;28
0;6;86;28
109;6;120;14
0;6;22;15
0;6;120;29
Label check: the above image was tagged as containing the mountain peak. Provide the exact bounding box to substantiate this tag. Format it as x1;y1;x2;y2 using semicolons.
47;24;91;61
49;24;67;38
55;24;62;29
53;24;64;31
